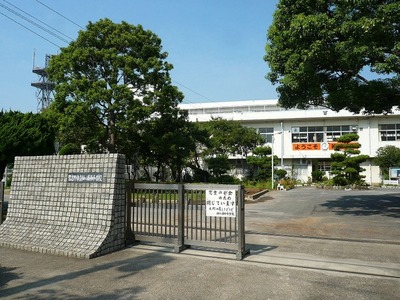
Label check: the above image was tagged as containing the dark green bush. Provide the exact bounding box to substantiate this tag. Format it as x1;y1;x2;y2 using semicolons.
59;143;81;155
312;170;325;182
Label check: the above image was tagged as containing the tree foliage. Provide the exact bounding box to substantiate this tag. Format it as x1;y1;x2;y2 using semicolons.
330;133;369;185
0;111;54;178
44;101;102;153
192;118;264;182
202;117;264;157
58;143;81;155
137;106;198;182
265;0;400;114
47;19;185;163
246;148;268;181
204;155;232;179
375;145;400;179
47;19;194;182
246;146;277;181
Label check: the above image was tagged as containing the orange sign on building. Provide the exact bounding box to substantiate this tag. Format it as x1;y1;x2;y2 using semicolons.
292;143;321;151
328;143;337;150
292;143;338;151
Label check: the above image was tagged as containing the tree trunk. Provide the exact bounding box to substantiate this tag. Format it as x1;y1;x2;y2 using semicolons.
0;164;5;184
143;166;151;181
108;109;117;153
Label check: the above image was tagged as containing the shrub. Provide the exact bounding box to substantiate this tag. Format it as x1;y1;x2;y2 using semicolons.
59;143;81;155
211;175;238;184
275;169;287;180
280;177;297;190
312;170;324;182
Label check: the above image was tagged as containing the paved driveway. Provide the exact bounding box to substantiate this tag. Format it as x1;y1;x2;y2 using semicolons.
245;187;400;242
1;186;399;299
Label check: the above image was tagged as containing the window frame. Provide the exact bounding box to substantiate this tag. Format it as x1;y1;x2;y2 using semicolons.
379;124;400;141
258;127;274;143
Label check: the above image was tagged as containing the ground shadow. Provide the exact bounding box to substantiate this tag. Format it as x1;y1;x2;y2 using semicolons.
0;247;174;299
180;243;278;259
11;287;145;300
247;244;278;256
0;266;21;289
320;193;400;218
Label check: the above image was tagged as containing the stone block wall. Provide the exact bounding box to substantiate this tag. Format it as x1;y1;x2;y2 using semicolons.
0;154;126;258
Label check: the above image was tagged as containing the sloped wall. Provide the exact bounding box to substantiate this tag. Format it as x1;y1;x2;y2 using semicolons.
0;154;126;258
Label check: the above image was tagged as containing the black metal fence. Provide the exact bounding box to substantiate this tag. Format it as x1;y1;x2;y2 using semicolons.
0;182;4;225
126;182;248;260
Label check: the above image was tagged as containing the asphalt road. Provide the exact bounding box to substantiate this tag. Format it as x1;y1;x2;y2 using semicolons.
246;186;400;242
1;186;399;299
1;243;399;300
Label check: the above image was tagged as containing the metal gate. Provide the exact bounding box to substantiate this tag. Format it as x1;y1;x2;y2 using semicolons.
0;182;4;224
126;182;248;260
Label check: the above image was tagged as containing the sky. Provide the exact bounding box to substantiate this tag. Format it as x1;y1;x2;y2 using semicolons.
0;0;279;113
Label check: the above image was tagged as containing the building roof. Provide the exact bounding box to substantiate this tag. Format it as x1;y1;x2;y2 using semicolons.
179;99;400;123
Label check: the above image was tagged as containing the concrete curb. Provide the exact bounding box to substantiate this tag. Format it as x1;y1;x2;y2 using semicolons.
245;189;269;201
130;244;400;278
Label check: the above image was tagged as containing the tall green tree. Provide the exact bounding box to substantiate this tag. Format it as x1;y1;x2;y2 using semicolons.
265;0;400;114
375;145;400;179
137;99;197;182
0;111;54;178
203;117;264;157
43;101;102;154
184;122;211;182
195;118;264;182
204;155;232;180
47;18;185;161
246;146;276;181
330;133;369;185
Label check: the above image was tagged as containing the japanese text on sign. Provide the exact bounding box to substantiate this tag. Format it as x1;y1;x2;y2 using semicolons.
292;143;339;151
67;172;103;183
206;189;236;218
292;143;321;151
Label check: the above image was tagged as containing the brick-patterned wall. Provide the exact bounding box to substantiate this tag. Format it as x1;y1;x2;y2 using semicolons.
0;154;126;258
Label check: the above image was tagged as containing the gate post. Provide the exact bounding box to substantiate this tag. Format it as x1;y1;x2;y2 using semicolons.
236;185;249;260
0;181;4;225
175;183;187;253
125;181;135;244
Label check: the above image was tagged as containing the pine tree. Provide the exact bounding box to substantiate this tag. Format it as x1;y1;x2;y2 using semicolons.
330;133;369;186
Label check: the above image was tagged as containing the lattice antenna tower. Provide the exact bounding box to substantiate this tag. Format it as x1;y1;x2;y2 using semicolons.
31;53;55;112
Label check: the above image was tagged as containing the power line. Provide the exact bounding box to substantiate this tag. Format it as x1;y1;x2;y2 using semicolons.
1;0;216;106
35;0;85;30
32;1;215;105
0;10;61;48
0;2;69;44
3;0;73;41
172;79;214;103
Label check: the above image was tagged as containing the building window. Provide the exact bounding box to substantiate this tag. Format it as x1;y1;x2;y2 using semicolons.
293;158;308;165
379;124;400;141
229;159;245;175
258;127;274;143
318;161;331;172
326;125;357;142
291;126;324;143
291;125;358;144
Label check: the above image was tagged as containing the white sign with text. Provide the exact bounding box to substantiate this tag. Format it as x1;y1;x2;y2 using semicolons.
206;189;236;218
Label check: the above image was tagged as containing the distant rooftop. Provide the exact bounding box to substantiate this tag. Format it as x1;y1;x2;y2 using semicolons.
179;99;325;115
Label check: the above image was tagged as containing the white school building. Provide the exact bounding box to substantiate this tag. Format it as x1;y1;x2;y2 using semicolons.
180;99;400;185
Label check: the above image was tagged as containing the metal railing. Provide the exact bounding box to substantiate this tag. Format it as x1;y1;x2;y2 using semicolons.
0;182;4;224
126;182;248;260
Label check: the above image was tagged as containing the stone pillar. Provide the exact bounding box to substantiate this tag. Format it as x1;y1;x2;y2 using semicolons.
0;154;126;258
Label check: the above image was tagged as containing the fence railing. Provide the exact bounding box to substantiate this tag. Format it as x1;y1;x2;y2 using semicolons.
126;182;249;260
0;181;4;225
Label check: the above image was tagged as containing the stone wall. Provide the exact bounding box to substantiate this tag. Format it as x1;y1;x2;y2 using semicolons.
0;154;126;258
